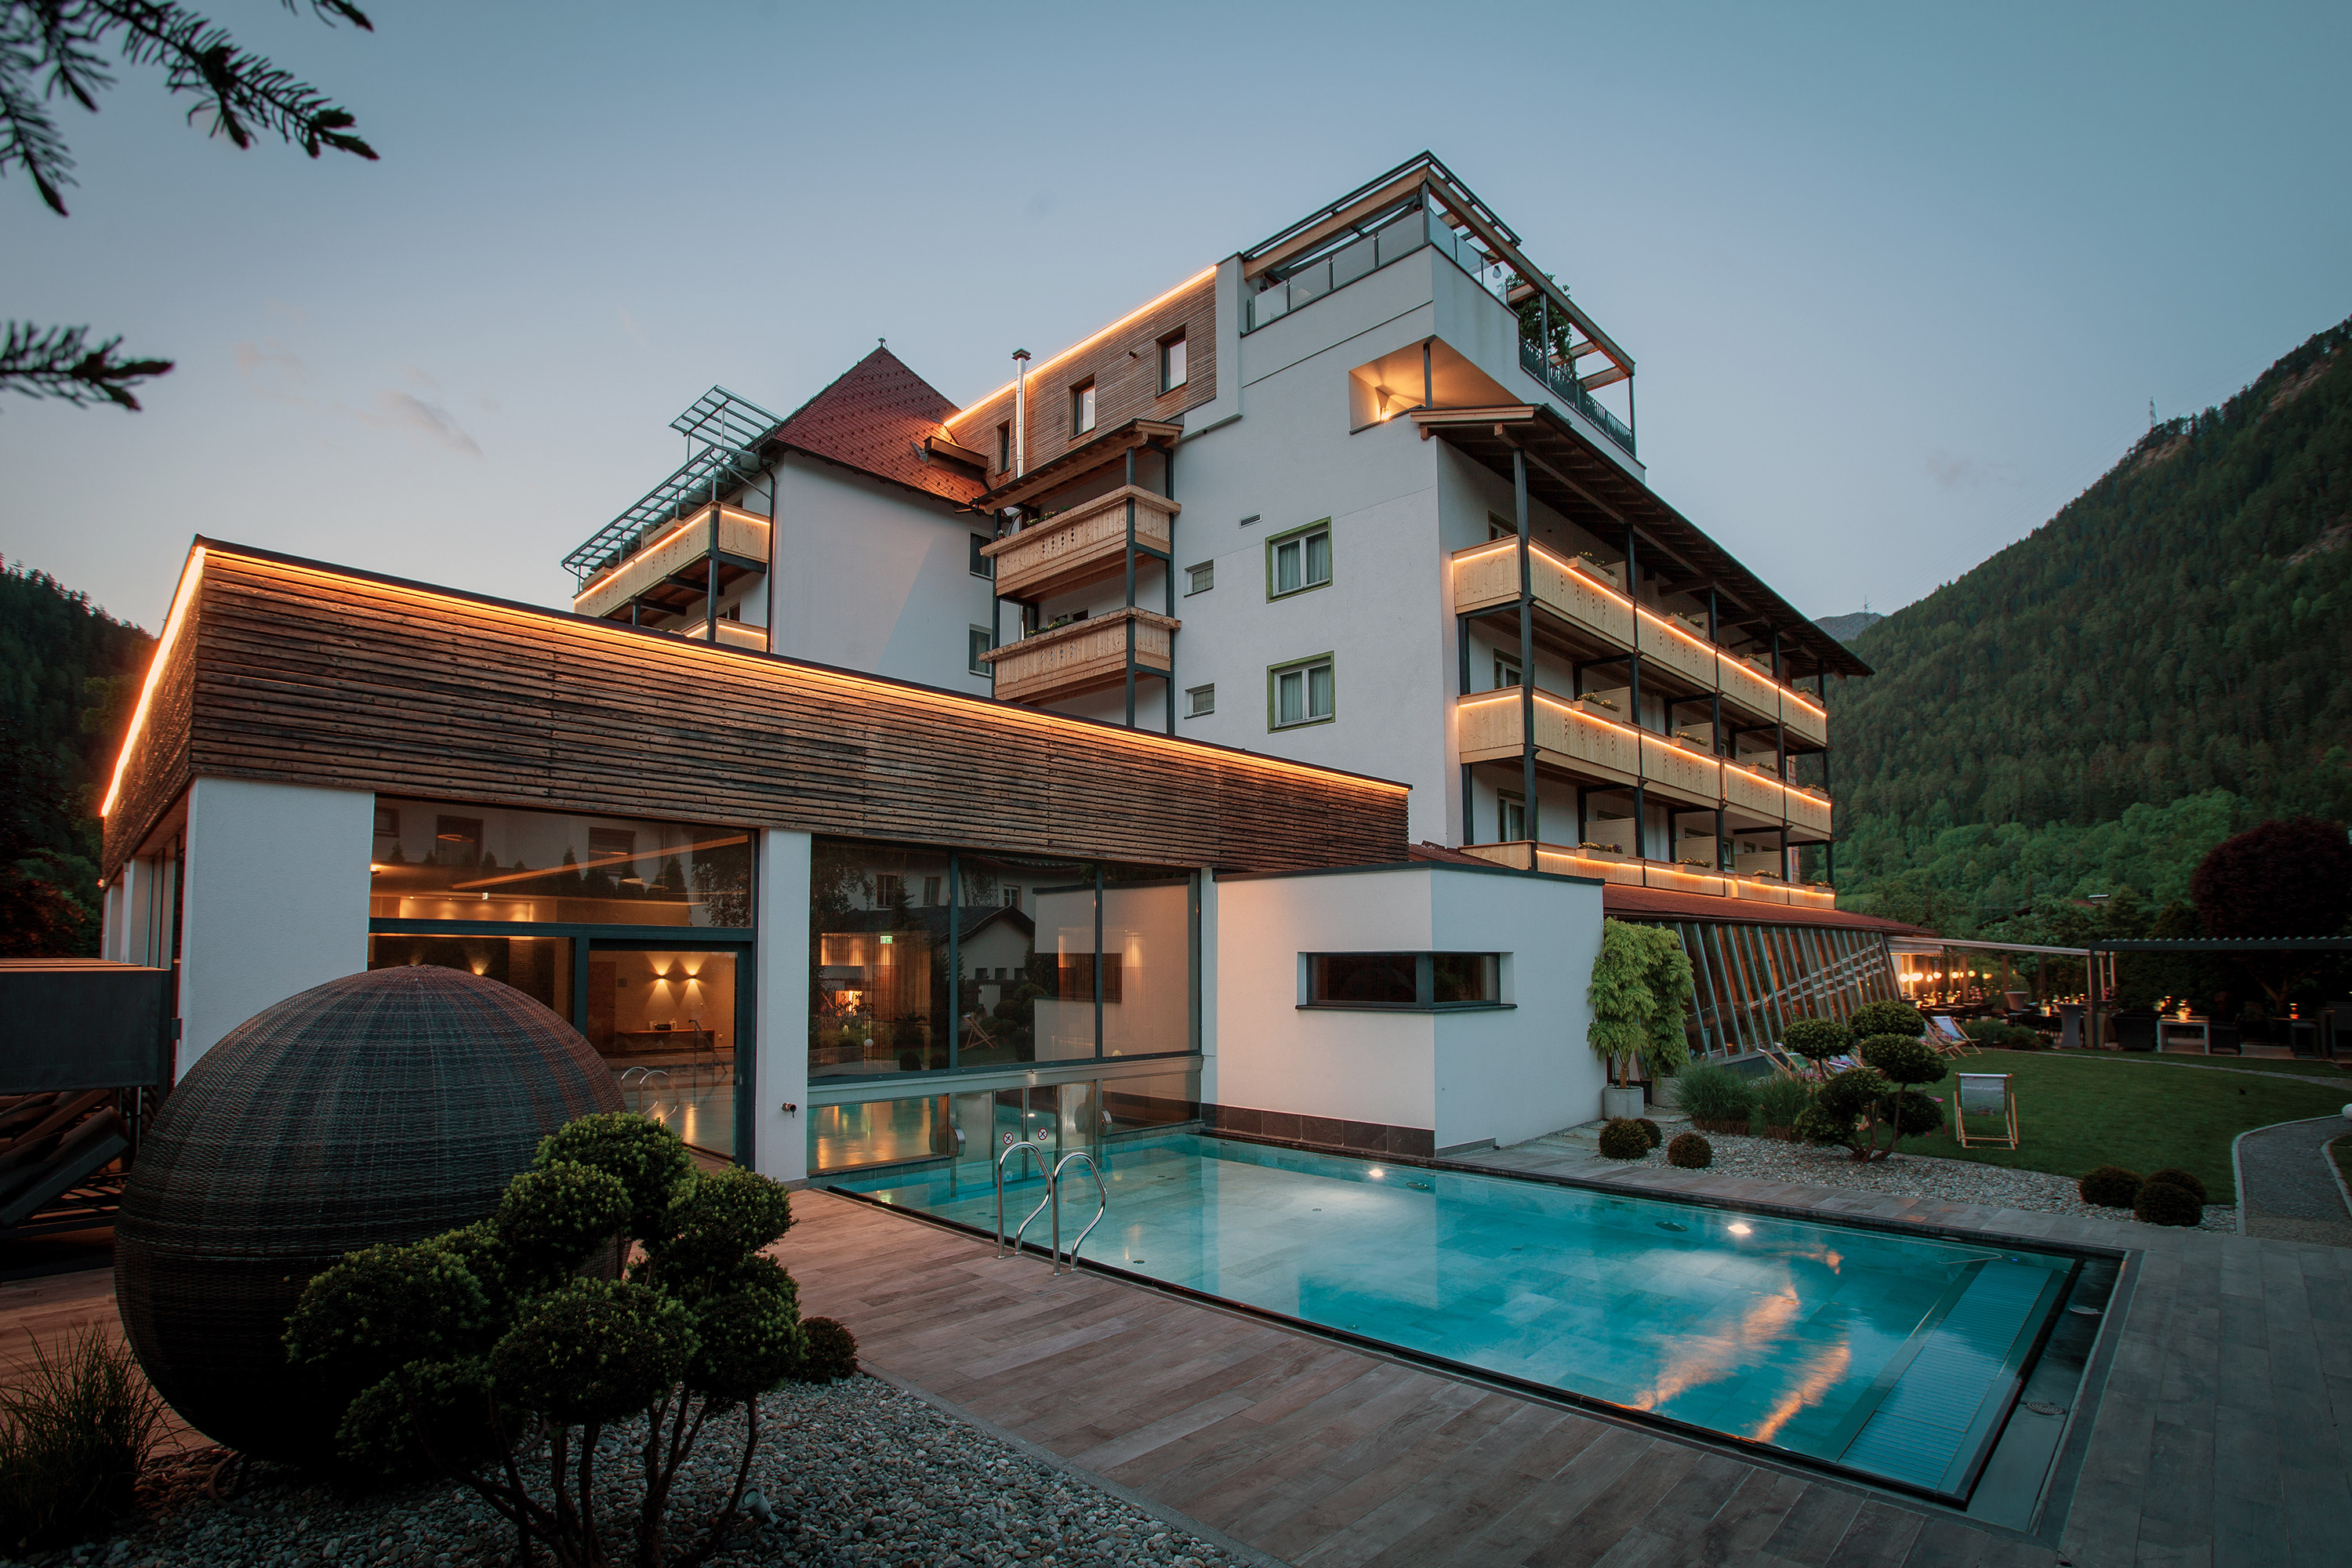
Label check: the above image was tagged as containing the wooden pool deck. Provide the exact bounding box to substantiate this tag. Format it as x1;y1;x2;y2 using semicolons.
773;1163;2352;1568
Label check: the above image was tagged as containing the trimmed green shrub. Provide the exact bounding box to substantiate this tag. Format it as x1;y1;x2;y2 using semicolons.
287;1112;807;1568
1635;1118;1663;1149
1751;1074;1813;1135
1598;1118;1650;1160
1666;1133;1712;1169
1860;1034;1947;1090
0;1329;165;1553
2134;1181;2204;1227
793;1317;860;1384
1780;1017;1852;1069
1850;1000;1928;1039
1797;1041;1946;1162
2078;1165;2142;1208
1672;1062;1755;1128
2144;1167;2209;1206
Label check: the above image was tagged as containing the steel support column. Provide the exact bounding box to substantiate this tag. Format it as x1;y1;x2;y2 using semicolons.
1626;524;1646;859
1514;448;1537;840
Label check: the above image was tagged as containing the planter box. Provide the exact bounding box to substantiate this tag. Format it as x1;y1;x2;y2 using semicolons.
1600;1085;1646;1120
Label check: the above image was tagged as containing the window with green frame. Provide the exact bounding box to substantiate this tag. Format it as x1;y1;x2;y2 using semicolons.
1268;654;1334;729
1265;520;1332;598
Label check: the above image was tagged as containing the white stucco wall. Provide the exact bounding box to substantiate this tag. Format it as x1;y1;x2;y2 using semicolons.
753;828;811;1182
177;778;372;1076
1214;862;1608;1150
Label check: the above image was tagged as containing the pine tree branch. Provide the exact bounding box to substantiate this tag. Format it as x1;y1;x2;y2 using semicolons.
0;321;171;408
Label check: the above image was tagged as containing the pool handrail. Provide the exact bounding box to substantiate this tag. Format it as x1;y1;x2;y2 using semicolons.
995;1138;1052;1258
1050;1149;1108;1276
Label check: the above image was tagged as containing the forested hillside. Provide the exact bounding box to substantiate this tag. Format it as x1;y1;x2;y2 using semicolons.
1827;314;2352;932
0;561;153;954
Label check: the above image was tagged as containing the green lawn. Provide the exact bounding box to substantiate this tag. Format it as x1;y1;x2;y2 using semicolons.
1891;1049;2352;1204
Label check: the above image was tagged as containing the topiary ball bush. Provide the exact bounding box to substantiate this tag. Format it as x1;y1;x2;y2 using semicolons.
1666;1132;1712;1169
2143;1167;2209;1206
2078;1165;2143;1208
1850;1000;1928;1039
1781;1017;1853;1063
1597;1118;1650;1160
1635;1118;1663;1149
115;966;624;1466
2133;1181;2204;1227
794;1317;860;1383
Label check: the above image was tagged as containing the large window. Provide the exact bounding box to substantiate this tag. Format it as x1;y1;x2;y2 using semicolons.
371;797;750;927
1269;655;1334;729
810;838;1196;1083
1303;953;1503;1010
367;797;755;1162
810;1069;1200;1176
1267;521;1332;598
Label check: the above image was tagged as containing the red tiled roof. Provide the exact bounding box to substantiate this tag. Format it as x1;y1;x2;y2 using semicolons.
764;347;985;508
1406;843;1925;934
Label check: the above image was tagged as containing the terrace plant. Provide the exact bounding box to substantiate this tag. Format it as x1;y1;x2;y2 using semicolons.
285;1112;808;1568
1587;919;1695;1089
0;1328;166;1552
1795;1035;1947;1162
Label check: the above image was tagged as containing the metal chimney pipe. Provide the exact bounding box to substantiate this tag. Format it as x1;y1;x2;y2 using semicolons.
1012;348;1032;477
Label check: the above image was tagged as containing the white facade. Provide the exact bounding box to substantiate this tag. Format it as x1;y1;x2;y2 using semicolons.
1214;862;1606;1153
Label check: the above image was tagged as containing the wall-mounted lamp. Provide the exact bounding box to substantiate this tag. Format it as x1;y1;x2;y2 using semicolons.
779;1102;799;1115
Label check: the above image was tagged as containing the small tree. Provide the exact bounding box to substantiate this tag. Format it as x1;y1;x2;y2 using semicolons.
285;1112;807;1568
1587;919;1696;1088
1795;1036;1946;1162
1780;1017;1852;1078
2191;816;2352;1013
1848;999;1926;1040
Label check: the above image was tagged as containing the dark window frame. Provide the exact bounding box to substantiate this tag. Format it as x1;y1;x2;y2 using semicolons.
1159;332;1188;394
1298;951;1508;1012
1070;379;1097;436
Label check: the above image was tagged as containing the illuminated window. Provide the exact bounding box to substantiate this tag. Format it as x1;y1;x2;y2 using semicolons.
1070;380;1096;435
1269;655;1334;729
1159;333;1187;392
1186;683;1214;717
1185;561;1213;595
1267;521;1332;598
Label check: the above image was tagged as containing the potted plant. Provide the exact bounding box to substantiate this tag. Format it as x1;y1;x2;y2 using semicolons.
1588;918;1696;1120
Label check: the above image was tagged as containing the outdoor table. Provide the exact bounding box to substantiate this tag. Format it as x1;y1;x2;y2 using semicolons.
2157;1016;2212;1052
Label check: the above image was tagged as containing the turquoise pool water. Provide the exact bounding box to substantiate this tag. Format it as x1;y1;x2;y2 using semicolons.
833;1132;2076;1501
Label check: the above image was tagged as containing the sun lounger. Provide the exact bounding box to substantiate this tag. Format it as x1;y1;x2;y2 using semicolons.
1927;1014;1976;1056
1951;1072;2019;1149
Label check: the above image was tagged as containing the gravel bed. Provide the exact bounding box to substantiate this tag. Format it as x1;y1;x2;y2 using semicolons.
1621;1131;2238;1232
11;1376;1242;1568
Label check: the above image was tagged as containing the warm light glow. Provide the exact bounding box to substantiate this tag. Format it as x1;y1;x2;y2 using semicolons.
101;546;207;818
572;508;773;606
205;550;1410;800
444;833;751;893
1727;1222;1751;1236
946;267;1218;428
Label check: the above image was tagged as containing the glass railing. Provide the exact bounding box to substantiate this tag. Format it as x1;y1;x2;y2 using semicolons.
1518;338;1636;457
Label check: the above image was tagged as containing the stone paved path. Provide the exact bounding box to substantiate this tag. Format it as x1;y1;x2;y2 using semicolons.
2238;1115;2352;1247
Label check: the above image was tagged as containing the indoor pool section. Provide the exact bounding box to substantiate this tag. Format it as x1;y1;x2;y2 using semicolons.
833;1133;2088;1504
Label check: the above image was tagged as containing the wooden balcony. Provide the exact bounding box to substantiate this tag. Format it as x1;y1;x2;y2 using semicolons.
981;607;1178;706
1450;538;1831;747
1461;840;1836;908
575;506;769;622
1460;692;1835;828
980;486;1178;603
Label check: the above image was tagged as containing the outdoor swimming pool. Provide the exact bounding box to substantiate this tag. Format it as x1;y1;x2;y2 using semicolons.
833;1132;2083;1502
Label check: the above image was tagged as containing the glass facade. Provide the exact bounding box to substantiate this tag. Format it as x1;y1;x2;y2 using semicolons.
810;839;1196;1082
810;1069;1200;1177
368;797;755;1162
1641;920;1900;1058
371;798;752;927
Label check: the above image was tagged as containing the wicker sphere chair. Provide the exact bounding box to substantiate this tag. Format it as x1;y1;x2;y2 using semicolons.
116;965;623;1465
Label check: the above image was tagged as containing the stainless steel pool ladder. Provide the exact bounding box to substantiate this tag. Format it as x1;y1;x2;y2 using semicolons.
993;1141;1109;1275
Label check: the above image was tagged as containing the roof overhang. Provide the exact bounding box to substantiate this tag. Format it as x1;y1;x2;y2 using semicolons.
977;418;1183;513
1411;403;1872;681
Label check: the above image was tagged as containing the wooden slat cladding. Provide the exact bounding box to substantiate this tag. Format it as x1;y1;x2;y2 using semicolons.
949;274;1216;483
103;550;1407;877
106;608;197;863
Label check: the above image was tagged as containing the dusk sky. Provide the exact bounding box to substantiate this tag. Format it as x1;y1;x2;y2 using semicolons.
4;2;2346;635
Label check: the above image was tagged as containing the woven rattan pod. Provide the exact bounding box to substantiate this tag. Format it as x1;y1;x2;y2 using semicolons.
116;965;623;1464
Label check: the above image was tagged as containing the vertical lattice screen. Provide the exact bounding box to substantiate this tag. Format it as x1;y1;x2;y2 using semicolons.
1622;920;1900;1058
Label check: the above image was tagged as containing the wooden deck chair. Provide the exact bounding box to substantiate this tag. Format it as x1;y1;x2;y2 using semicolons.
1951;1072;2019;1149
1928;1014;1976;1057
1755;1040;1806;1079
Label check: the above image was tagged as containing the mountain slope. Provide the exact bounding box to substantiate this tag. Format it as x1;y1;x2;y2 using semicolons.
1813;610;1884;644
1827;314;2352;928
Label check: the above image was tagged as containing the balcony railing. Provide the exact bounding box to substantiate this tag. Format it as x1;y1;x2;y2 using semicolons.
574;506;770;622
980;607;1178;706
1451;539;1831;747
1457;690;1832;833
1516;339;1636;457
981;486;1177;603
1461;840;1835;908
